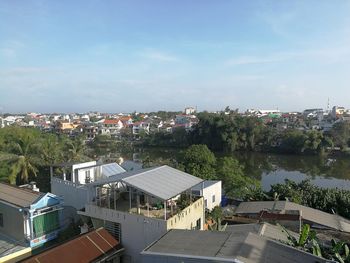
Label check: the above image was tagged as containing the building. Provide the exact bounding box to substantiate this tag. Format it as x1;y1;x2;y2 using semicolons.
0;183;63;250
303;108;323;118
332;106;346;119
141;228;329;263
22;228;124;263
132;122;150;136
77;165;205;263
192;180;222;211
100;119;124;137
51;161;126;210
184;106;196;115
234;201;350;233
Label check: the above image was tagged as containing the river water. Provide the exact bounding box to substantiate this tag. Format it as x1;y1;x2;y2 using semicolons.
123;148;350;191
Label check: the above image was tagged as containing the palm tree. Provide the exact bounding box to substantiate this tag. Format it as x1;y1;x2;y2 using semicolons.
63;136;90;162
0;135;40;184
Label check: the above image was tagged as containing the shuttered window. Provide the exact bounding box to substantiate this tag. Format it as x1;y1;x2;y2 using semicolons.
33;210;59;238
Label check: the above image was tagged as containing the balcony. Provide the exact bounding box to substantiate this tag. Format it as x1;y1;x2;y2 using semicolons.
93;188;201;220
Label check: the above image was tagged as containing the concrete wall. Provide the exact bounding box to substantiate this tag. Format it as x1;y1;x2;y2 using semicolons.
71;161;96;184
166;198;204;231
51;177;94;210
203;182;222;211
79;204;168;263
0;203;25;242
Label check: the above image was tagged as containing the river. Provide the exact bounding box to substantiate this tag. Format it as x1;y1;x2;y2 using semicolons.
121;148;350;191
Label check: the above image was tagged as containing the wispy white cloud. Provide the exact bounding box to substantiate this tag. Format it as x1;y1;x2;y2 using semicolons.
0;48;16;58
226;46;350;66
139;49;179;62
0;40;25;59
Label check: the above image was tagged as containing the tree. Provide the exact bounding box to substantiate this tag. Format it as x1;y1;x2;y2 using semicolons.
63;136;90;162
331;122;350;150
0;131;40;184
183;144;216;179
216;157;260;198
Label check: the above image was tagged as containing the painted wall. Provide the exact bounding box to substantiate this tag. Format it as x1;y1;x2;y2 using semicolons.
51;177;93;210
203;182;222;211
79;204;167;263
0;203;25;242
166;198;204;231
71;161;96;184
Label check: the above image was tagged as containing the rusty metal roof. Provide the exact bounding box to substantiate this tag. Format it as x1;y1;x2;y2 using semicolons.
0;183;41;208
22;228;122;263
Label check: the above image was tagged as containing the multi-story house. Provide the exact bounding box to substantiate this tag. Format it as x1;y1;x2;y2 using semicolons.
132;121;150;136
0;183;63;251
100;119;124;137
51;162;207;263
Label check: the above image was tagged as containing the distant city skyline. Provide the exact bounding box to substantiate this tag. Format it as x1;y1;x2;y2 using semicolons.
1;1;350;113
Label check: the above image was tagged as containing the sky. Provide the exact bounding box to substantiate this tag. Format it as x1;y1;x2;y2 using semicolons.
1;0;350;113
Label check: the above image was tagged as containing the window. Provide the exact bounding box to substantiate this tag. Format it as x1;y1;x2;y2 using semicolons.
85;170;91;183
0;213;3;227
33;211;59;238
212;195;215;203
204;199;208;208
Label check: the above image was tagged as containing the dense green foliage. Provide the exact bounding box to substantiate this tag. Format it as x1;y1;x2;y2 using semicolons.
190;112;339;154
281;223;350;263
182;145;260;198
142;128;189;148
0;127;90;188
183;144;216;180
246;179;350;220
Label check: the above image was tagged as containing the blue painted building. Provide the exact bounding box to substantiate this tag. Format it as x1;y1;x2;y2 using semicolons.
0;183;63;248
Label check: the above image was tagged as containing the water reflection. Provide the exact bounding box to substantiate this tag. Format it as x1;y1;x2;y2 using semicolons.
125;148;350;190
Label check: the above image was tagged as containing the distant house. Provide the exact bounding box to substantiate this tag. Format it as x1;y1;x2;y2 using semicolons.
0;183;63;249
184;106;196;115
332;106;346;119
132;121;150;135
22;228;124;263
100;119;124;137
174;114;198;131
54;121;79;134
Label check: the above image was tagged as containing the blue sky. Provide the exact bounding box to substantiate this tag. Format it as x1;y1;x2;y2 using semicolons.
1;0;350;113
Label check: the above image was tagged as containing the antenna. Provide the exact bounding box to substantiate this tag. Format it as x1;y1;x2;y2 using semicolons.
327;98;330;112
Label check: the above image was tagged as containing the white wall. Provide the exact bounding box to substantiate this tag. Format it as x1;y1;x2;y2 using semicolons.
167;197;204;231
80;204;167;263
203;181;222;211
72;161;96;184
51;177;94;210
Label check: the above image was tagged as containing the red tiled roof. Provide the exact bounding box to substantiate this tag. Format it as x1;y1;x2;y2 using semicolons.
22;228;121;263
104;119;120;125
118;116;132;121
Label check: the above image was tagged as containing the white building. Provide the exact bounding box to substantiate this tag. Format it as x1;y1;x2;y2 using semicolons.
184;106;196;115
76;165;205;263
192;180;222;211
51;161;126;210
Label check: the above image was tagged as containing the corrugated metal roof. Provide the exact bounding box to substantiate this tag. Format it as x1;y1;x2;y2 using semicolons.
235;201;350;233
142;229;331;263
101;163;126;177
122;166;203;200
226;223;299;243
92;165;203;200
0;183;41;208
22;228;121;263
